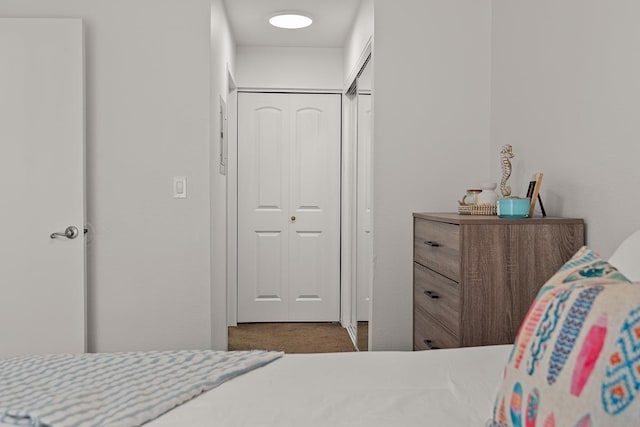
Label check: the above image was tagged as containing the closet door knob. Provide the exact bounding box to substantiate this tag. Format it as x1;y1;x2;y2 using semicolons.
424;241;440;247
290;216;296;222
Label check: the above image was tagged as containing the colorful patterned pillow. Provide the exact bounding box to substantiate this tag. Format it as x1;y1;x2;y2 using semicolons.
507;247;630;372
540;246;629;289
490;248;637;426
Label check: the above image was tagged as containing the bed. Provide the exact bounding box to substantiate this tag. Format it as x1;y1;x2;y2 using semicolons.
1;345;510;427
145;345;512;427
2;230;639;427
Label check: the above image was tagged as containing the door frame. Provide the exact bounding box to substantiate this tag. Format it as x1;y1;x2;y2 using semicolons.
225;43;373;337
342;38;374;349
226;87;343;328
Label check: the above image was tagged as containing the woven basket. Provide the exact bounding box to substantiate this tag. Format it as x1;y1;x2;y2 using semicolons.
458;203;497;216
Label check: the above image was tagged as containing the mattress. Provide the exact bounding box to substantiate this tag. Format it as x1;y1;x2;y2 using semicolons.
0;345;510;426
148;344;511;427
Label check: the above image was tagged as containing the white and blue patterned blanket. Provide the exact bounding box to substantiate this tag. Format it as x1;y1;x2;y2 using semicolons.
0;350;282;427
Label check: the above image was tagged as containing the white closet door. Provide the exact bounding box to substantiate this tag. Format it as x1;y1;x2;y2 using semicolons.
238;93;291;322
0;19;86;357
238;93;341;322
288;94;341;321
357;93;373;321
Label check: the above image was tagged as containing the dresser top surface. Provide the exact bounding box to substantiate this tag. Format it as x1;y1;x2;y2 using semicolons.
413;212;584;225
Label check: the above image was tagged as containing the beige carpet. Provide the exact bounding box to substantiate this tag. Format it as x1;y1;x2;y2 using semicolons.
229;322;358;354
358;321;368;351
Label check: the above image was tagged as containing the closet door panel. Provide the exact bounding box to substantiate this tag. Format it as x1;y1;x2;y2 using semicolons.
238;94;290;322
289;94;341;321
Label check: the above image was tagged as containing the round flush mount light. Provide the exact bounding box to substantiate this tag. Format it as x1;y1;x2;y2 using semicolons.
269;13;313;29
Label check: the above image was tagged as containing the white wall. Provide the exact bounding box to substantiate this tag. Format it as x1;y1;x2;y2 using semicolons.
236;46;343;90
0;0;214;352
341;0;374;346
10;0;635;354
372;0;492;350
210;0;236;350
491;0;640;258
343;0;373;82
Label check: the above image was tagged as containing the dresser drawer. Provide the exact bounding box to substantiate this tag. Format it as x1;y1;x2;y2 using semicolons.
414;218;460;282
414;306;459;350
414;262;460;335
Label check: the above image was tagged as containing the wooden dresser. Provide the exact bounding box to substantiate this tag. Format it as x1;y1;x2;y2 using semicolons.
413;213;584;350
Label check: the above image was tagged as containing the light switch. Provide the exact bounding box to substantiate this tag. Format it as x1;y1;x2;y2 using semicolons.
173;176;187;199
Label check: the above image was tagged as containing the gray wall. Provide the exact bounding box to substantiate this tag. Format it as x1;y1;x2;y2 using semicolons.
0;0;214;352
210;0;236;350
370;0;640;350
343;0;373;82
491;0;640;258
236;46;343;90
372;0;493;350
7;0;639;352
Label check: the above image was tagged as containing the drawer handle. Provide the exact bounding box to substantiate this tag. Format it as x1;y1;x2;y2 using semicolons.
424;339;440;350
424;241;440;247
424;290;440;299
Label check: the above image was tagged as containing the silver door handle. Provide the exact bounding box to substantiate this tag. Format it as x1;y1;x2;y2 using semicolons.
50;225;79;240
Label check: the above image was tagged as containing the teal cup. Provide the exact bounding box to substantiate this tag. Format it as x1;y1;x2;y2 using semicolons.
497;198;530;219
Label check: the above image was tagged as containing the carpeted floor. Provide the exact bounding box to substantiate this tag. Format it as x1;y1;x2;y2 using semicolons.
358;321;368;351
229;322;367;354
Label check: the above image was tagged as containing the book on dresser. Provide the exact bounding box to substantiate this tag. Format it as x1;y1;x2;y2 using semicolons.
413;212;585;351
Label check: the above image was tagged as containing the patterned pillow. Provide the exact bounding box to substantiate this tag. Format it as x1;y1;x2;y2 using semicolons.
490;248;636;426
541;246;629;289
507;247;630;372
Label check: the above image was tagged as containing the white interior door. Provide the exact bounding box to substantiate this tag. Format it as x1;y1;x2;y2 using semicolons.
0;18;86;357
238;93;341;322
357;93;373;322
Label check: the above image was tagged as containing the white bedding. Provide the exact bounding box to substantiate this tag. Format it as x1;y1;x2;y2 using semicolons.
0;345;510;427
144;345;511;427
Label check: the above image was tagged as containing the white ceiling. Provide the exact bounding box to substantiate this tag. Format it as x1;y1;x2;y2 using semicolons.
223;0;362;48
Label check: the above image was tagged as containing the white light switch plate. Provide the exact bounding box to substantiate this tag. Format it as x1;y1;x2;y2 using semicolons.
173;176;187;199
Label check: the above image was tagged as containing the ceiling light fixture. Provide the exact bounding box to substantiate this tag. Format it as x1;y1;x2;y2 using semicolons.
269;13;313;29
